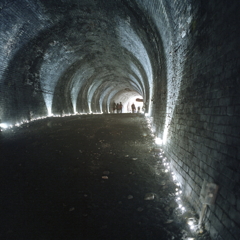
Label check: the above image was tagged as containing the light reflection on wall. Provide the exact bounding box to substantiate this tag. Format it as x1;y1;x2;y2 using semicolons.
87;78;102;112
129;62;145;95
116;18;153;116
71;66;94;114
40;44;77;117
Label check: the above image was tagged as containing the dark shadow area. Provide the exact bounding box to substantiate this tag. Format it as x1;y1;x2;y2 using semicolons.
1;114;186;240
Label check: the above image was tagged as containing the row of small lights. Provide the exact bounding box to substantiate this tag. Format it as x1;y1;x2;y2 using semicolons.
1;111;145;131
145;115;198;232
0;112;104;131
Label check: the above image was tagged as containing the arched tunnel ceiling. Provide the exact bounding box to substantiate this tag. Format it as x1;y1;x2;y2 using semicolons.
0;0;165;121
2;2;240;238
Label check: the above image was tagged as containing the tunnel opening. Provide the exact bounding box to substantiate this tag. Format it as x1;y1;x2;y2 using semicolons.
110;89;143;113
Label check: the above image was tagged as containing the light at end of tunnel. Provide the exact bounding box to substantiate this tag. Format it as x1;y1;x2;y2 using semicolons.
155;137;163;145
0;123;8;129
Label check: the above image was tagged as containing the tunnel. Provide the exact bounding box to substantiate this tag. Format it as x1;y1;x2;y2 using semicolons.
0;0;240;239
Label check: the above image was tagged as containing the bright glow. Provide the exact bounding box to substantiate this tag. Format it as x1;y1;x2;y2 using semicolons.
88;102;92;113
188;220;194;226
124;95;144;113
155;137;163;145
0;123;8;129
187;219;196;231
47;108;52;116
162;126;168;144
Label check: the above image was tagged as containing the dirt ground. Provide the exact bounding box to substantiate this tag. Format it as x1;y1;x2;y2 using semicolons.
1;114;199;240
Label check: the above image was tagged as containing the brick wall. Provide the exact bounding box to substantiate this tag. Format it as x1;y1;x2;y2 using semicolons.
137;0;240;239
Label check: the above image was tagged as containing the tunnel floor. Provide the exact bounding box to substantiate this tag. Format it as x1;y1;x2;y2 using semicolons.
1;114;200;240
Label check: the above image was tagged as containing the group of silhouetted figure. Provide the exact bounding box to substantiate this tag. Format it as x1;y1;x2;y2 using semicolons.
112;102;142;113
113;102;123;113
130;104;141;113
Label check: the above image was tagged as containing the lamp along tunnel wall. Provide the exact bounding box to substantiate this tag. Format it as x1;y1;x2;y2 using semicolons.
0;0;240;239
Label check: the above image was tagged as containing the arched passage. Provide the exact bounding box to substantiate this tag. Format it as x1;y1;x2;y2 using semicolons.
1;0;240;239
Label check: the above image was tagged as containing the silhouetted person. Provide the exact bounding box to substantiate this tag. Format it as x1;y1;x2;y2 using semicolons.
119;102;123;113
137;106;140;113
113;102;116;113
131;103;136;113
116;103;120;113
